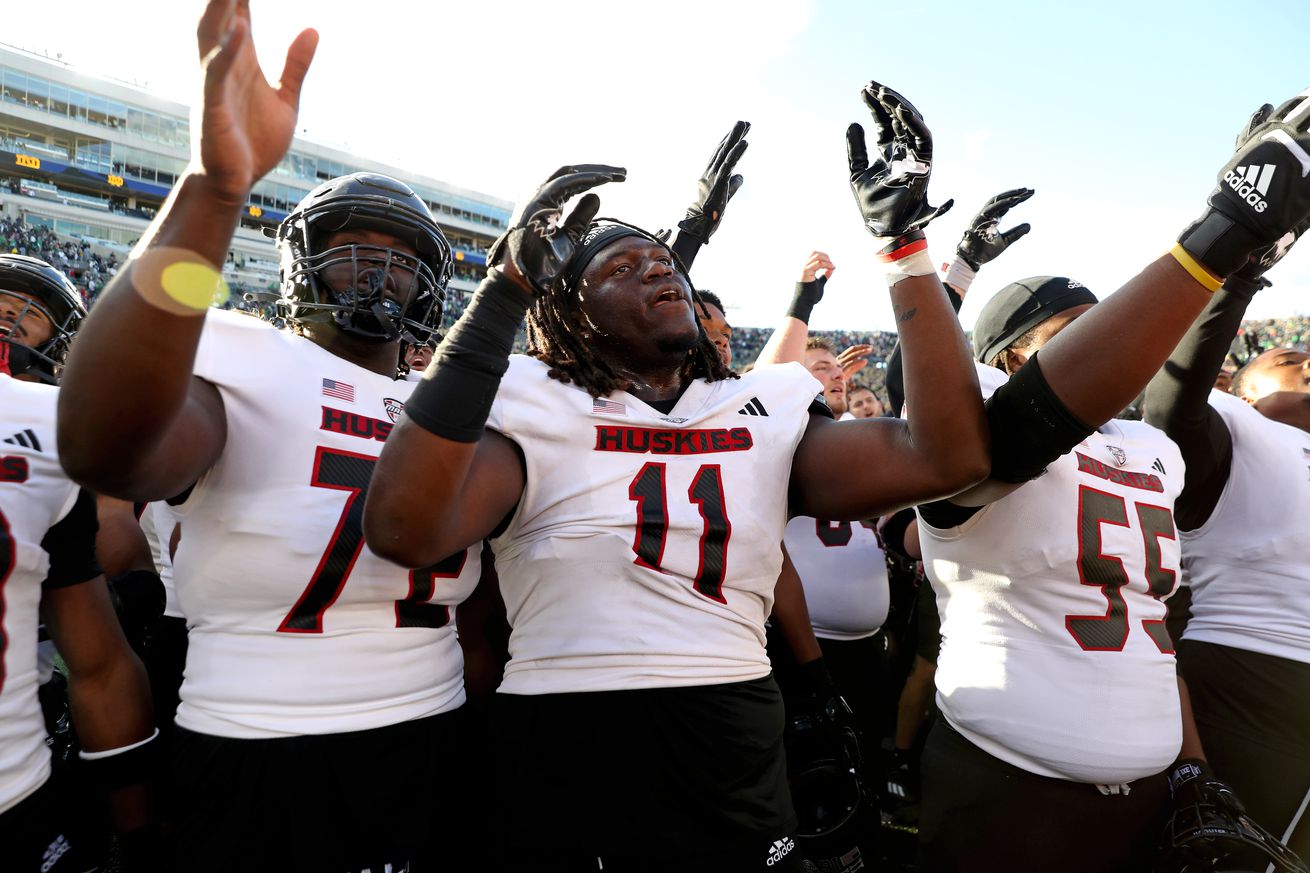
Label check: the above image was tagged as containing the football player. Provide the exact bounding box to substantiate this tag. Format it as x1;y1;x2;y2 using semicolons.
365;82;991;871
0;254;158;872
1144;98;1310;856
906;87;1310;871
55;4;480;871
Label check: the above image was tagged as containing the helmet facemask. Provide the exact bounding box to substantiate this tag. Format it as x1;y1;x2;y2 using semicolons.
277;177;453;346
0;258;85;383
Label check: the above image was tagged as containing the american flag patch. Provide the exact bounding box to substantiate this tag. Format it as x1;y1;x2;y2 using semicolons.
592;398;627;417
322;378;355;402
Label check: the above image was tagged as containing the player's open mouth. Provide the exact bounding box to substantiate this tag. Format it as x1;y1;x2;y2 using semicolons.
651;287;687;307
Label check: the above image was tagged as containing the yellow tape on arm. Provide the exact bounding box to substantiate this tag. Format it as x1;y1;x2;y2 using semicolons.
1169;243;1224;293
128;246;230;316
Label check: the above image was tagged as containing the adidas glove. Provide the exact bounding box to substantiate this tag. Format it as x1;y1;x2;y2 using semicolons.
1179;90;1310;279
486;164;626;294
847;82;953;240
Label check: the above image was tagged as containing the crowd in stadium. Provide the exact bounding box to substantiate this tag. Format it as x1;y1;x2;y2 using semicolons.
3;3;1310;873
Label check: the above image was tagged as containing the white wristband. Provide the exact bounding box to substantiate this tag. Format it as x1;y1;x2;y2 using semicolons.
943;256;977;295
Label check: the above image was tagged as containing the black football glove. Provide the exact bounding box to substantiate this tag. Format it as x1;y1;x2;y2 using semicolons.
1160;759;1310;873
956;188;1034;270
1179;89;1310;279
677;120;749;245
487;164;626;293
847;81;953;239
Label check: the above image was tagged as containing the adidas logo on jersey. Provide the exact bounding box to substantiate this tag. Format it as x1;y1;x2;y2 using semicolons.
1152;458;1167;475
41;833;71;873
3;428;41;452
766;837;796;866
738;397;769;416
1223;164;1276;213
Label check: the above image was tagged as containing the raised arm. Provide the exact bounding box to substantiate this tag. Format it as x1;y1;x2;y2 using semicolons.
58;0;318;500
364;166;625;568
669;121;749;271
1144;160;1310;529
958;89;1310;506
755;251;833;367
791;83;988;520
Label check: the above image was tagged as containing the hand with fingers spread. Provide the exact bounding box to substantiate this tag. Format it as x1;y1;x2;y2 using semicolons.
678;121;750;245
837;343;873;380
956;188;1034;271
1178;88;1310;282
846;82;953;241
194;0;319;205
488;164;627;295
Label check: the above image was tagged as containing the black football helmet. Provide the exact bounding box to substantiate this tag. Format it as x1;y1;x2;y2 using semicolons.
785;709;880;872
276;173;453;344
1157;769;1309;873
0;254;86;383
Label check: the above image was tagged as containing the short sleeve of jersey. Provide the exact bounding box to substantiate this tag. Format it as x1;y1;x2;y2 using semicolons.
193;309;279;389
40;487;101;589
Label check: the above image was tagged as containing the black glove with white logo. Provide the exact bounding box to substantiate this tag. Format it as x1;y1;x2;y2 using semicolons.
956;188;1034;270
847;82;953;240
677;120;749;245
487;164;626;294
1180;90;1310;278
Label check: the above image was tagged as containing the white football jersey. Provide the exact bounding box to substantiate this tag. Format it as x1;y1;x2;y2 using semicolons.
487;356;821;694
919;364;1186;784
1181;390;1310;663
784;516;889;641
172;310;480;738
0;375;83;813
139;501;181;619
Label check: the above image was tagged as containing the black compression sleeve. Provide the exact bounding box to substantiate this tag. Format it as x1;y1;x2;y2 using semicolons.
886;284;962;417
1142;285;1250;530
984;353;1095;483
41;488;102;589
404;271;533;442
670;230;701;273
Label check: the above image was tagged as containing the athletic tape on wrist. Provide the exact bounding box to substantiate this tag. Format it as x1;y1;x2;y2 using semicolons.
879;248;936;285
875;230;936;284
1169;244;1223;293
943;256;977;295
128;247;230;315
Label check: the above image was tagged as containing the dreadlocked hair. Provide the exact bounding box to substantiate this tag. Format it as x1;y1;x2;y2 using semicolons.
525;282;736;398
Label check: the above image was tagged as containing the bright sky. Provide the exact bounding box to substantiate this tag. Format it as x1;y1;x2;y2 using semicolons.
16;0;1310;330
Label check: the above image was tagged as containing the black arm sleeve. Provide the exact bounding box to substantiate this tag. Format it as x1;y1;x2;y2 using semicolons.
886;283;964;417
41;487;102;589
1142;283;1253;531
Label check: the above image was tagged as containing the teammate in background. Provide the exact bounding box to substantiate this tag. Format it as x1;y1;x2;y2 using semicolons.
847;385;884;419
0;254;158;872
400;337;436;379
695;289;734;368
910;89;1310;869
365;82;990;870
55;5;480;870
756;257;895;741
1144;116;1310;855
